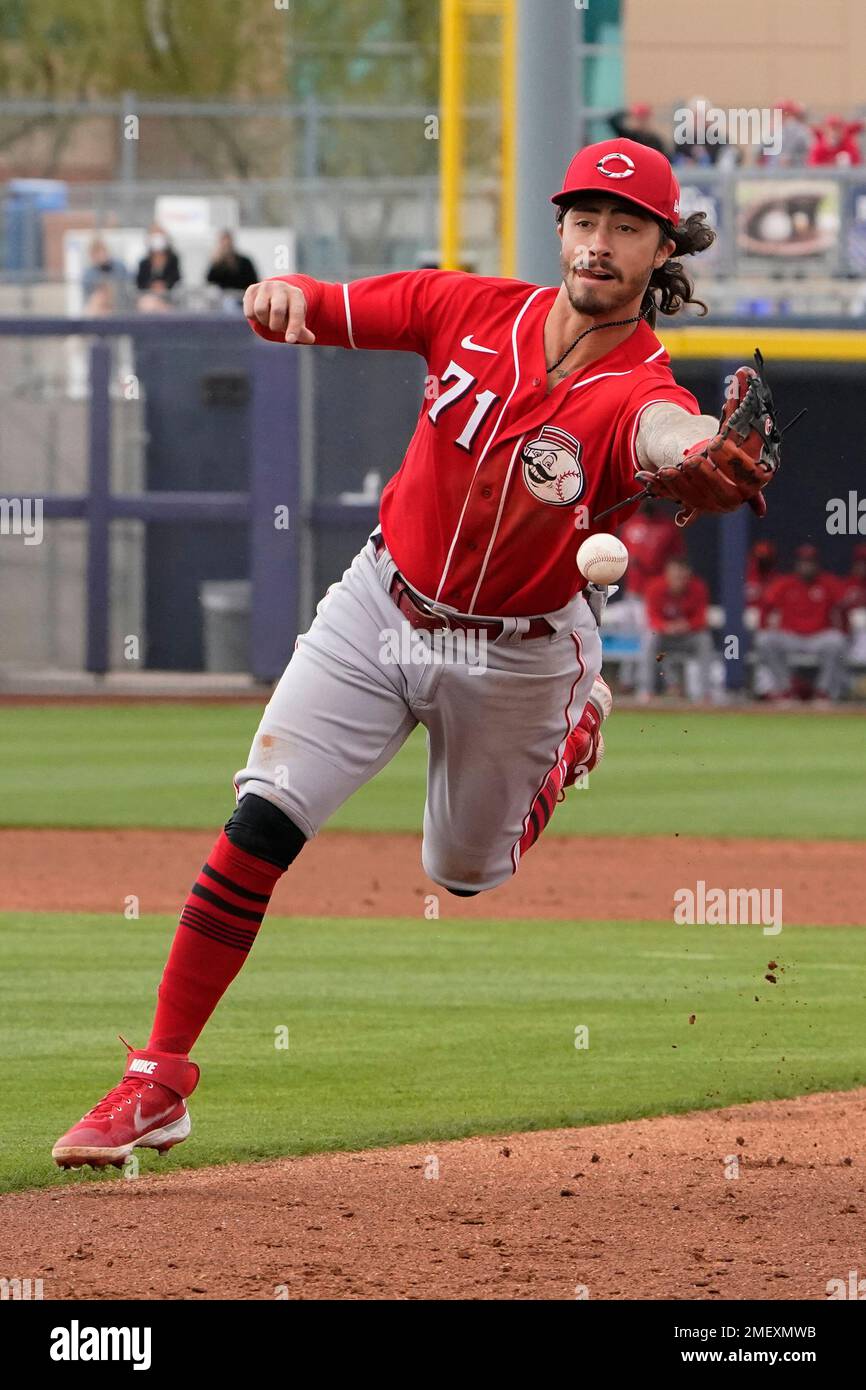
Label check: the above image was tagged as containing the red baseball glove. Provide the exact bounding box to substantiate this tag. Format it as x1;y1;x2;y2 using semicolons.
636;350;782;528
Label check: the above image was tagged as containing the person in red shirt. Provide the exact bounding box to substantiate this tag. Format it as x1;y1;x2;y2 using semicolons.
52;139;781;1171
838;543;866;615
745;538;778;612
641;557;713;699
745;539;781;697
755;543;847;700
618;499;685;598
837;544;866;666
808;115;863;167
615;499;686;691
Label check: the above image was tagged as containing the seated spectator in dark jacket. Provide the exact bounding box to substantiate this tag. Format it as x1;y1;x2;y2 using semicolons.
206;232;259;295
672;95;720;167
610;104;671;159
137;225;181;311
754;543;847;701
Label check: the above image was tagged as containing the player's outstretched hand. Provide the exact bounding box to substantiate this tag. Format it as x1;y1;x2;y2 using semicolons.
636;350;782;528
243;280;316;344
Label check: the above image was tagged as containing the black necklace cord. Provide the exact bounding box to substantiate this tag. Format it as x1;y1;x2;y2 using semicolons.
546;304;651;376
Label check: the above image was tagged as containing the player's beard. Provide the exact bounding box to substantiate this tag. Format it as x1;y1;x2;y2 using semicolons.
561;246;651;321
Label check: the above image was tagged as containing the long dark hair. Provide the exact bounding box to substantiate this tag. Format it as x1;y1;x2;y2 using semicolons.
641;212;716;326
554;202;716;326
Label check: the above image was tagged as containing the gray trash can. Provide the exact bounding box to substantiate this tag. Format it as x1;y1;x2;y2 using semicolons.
199;580;251;673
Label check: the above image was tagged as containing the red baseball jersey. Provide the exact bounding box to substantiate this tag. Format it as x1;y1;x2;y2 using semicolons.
761;573;844;635
744;557;779;610
644;573;709;632
837;573;866;629
251;269;700;616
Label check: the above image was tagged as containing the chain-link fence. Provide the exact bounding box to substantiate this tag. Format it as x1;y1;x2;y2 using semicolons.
2;92;866;333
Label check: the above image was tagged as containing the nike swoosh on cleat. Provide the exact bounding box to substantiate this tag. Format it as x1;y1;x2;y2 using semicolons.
460;334;497;354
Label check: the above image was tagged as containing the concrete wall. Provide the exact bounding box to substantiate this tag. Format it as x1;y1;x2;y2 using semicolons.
625;0;866;112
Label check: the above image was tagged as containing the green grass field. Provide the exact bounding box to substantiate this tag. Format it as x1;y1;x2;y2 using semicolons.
2;911;864;1194
1;701;864;1194
1;702;864;836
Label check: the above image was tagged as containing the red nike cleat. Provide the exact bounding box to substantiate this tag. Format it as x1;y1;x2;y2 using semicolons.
52;1038;199;1170
563;676;612;788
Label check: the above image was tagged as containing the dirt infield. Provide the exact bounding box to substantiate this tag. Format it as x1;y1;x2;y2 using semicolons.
4;827;863;1299
1;827;863;923
2;1089;863;1300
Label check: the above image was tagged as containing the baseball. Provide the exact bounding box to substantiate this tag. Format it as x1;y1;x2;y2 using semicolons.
576;533;629;585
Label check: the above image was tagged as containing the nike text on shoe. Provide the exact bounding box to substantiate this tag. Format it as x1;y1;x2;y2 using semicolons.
51;1038;200;1170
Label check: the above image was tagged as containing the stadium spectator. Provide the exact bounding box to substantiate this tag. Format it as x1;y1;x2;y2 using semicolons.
672;96;719;167
206;231;259;299
837;543;866;667
619;500;686;599
641;557;714;701
763;101;811;167
745;539;781;697
745;538;779;611
754;543;847;702
671;95;742;169
808;115;863;167
613;501;687;690
136;224;181;312
609;104;671;158
82;237;130;315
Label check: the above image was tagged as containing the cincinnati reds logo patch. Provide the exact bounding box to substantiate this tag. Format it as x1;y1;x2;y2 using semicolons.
596;151;635;179
521;426;585;506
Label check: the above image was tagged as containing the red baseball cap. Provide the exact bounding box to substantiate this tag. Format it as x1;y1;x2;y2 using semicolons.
551;138;681;225
795;542;820;561
751;539;777;558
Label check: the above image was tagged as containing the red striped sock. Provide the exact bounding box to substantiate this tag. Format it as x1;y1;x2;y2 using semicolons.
147;831;284;1055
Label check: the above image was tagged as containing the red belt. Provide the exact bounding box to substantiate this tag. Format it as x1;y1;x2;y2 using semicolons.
372;533;554;641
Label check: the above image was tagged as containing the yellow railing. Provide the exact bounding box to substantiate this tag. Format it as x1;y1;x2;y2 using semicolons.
439;0;515;275
659;326;866;360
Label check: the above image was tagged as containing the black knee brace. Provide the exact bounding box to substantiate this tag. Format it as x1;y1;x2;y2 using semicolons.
446;887;479;898
224;794;307;871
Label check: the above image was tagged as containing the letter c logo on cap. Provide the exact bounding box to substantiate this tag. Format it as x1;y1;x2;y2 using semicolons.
596;152;635;179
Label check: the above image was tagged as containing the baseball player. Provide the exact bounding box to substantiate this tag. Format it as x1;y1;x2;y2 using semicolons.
53;139;781;1168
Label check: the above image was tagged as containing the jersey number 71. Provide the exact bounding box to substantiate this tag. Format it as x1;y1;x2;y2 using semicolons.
427;360;499;452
